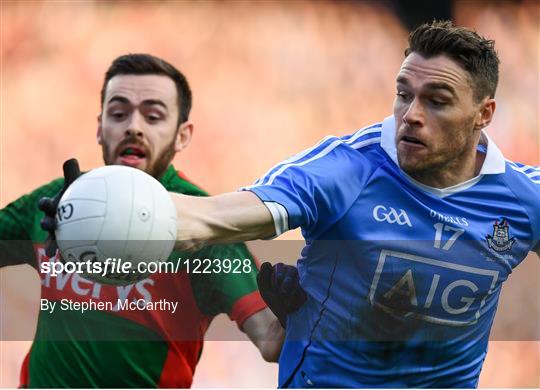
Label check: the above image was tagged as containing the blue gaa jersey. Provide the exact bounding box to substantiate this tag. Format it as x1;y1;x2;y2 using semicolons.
243;116;540;388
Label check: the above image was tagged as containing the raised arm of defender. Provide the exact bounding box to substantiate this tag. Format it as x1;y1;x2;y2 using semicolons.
171;191;276;251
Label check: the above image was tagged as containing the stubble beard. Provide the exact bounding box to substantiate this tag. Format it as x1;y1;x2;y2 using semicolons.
398;116;478;183
101;135;177;180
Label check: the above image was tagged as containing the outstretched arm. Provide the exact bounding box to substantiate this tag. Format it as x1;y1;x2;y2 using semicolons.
171;191;276;251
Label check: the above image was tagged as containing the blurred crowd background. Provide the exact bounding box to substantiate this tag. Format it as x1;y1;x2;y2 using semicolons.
1;0;539;387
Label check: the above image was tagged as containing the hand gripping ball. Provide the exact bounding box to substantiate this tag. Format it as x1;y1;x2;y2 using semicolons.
55;165;177;285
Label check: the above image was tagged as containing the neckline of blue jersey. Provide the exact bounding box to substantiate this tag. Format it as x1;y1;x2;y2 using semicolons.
379;115;506;198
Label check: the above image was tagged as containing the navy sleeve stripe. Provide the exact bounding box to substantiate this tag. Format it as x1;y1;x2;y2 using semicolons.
251;123;382;187
252;135;337;186
508;162;540;184
507;160;540;173
262;134;380;186
265;138;344;185
350;135;382;150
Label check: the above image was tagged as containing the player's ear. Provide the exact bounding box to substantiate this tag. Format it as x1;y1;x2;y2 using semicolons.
474;98;496;131
97;114;103;145
175;121;193;153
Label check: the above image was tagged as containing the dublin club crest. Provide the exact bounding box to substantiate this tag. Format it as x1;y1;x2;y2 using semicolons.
486;219;515;252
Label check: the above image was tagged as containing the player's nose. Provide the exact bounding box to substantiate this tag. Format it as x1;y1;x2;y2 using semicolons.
402;98;424;127
125;111;145;138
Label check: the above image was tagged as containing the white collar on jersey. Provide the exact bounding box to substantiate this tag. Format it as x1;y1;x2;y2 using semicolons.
380;115;506;198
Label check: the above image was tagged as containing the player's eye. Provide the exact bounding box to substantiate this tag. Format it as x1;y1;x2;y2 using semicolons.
430;99;447;107
396;91;411;101
111;112;126;120
143;108;165;122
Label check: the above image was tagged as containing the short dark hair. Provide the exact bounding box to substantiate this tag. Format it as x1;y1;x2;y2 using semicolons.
405;20;499;102
101;53;192;126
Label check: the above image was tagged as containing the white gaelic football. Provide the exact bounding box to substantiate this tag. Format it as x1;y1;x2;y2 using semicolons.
55;165;177;285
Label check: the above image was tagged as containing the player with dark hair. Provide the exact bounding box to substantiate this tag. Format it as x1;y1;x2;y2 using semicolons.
157;21;537;387
1;53;284;388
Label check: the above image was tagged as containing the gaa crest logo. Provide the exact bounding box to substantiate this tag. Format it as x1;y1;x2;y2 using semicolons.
486;218;515;252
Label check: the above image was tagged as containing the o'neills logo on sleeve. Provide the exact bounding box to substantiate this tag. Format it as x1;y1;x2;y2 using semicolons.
429;209;468;226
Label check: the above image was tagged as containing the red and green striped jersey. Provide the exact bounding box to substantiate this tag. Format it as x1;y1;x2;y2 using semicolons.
0;165;266;388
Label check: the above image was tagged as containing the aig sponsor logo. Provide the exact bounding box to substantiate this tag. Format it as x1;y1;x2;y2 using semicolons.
369;250;499;326
372;205;412;227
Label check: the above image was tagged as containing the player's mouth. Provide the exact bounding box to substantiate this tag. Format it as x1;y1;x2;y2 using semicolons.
399;135;427;149
117;145;149;167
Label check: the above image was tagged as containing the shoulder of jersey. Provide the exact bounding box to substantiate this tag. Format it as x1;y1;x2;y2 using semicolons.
504;160;540;241
503;160;540;219
338;122;383;151
337;122;389;169
247;122;386;189
301;121;386;169
505;160;540;188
